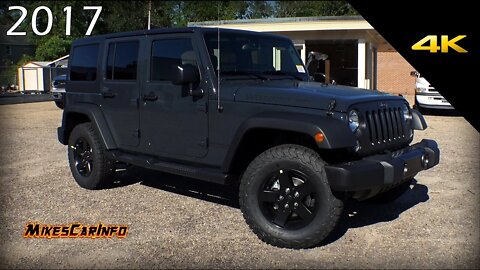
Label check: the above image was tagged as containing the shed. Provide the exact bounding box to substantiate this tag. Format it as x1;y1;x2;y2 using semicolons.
17;61;49;92
17;55;69;93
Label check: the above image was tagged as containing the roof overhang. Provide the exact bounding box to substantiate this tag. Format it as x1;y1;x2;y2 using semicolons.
189;16;395;52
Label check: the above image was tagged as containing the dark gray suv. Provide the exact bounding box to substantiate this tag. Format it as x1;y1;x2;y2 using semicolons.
58;27;439;249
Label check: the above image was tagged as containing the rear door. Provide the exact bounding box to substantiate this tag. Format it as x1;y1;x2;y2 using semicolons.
140;34;208;159
100;38;142;149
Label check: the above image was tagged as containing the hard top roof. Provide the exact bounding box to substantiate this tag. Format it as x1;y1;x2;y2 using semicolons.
72;27;290;45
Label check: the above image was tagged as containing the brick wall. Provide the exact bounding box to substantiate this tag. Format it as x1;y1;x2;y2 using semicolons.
377;52;416;95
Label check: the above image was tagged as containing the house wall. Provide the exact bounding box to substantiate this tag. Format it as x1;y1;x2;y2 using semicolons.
377;51;416;95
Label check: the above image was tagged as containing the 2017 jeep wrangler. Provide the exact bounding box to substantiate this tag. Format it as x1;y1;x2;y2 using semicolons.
58;27;440;249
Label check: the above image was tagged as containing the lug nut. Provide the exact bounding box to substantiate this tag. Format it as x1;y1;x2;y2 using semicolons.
294;192;299;198
285;188;290;194
294;202;299;208
284;203;289;209
273;204;279;210
278;195;284;201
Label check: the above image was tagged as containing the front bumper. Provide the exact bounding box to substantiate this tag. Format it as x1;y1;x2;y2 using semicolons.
415;94;454;110
325;139;439;195
52;92;64;101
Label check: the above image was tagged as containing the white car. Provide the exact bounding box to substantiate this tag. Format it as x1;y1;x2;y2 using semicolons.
412;72;454;112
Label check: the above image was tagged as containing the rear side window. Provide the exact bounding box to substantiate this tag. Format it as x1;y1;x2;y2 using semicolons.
70;44;99;81
151;39;197;81
106;41;139;80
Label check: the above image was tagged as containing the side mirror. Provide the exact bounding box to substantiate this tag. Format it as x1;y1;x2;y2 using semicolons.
173;64;203;97
173;64;200;85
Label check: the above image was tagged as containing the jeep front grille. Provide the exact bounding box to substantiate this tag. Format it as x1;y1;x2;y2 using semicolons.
365;107;406;145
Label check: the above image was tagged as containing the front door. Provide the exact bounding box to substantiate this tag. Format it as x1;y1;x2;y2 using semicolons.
140;34;208;159
101;39;141;149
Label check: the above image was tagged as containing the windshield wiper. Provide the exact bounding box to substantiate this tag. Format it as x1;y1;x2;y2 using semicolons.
262;70;304;81
220;71;268;81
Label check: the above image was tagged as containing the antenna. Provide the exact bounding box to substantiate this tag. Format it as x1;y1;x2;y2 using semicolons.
147;0;151;30
217;2;223;112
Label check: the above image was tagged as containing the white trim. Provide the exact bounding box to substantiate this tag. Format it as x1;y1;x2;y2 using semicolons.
194;20;373;32
46;54;69;66
357;40;366;88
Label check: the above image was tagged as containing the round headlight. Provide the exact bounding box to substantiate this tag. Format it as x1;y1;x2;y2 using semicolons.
348;110;360;132
401;104;412;121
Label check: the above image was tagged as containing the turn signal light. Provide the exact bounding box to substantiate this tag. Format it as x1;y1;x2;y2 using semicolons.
314;132;325;143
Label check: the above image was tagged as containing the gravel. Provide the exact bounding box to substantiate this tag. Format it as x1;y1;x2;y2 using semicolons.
0;101;478;269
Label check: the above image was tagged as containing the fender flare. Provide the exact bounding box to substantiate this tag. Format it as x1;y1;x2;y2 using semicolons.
411;109;428;130
59;103;117;149
222;111;356;172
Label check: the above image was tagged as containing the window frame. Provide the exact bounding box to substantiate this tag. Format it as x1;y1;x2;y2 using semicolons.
104;40;140;81
203;32;306;76
69;43;100;82
147;34;201;84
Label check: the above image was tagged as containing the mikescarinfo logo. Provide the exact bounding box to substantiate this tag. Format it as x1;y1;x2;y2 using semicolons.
23;222;128;239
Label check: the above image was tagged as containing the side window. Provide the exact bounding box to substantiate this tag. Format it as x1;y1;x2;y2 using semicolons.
106;41;139;80
151;38;197;82
70;44;99;81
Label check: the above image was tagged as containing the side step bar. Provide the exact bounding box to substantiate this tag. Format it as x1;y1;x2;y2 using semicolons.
110;151;230;185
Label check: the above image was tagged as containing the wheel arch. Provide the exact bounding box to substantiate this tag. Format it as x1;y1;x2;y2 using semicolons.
58;104;117;149
222;112;356;174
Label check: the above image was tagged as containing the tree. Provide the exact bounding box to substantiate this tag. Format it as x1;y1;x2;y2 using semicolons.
274;1;358;17
245;1;274;19
102;1;149;33
168;1;249;26
35;35;72;60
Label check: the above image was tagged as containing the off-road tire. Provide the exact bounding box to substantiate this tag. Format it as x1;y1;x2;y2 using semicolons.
68;123;115;189
239;144;343;249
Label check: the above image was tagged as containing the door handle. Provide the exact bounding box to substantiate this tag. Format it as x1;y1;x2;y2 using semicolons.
143;93;158;101
102;92;116;98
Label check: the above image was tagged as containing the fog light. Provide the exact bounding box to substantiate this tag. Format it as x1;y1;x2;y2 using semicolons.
403;163;408;174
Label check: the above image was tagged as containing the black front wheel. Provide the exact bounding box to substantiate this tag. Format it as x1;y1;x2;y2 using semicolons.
68;123;115;189
239;144;343;249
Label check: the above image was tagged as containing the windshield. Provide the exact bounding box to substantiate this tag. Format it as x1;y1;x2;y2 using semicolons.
204;32;308;81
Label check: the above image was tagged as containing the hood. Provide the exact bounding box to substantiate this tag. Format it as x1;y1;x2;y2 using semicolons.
232;81;406;112
416;77;435;90
53;74;67;81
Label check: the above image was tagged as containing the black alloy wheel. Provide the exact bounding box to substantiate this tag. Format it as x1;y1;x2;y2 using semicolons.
72;138;93;177
258;169;317;230
239;144;343;249
68;123;115;190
